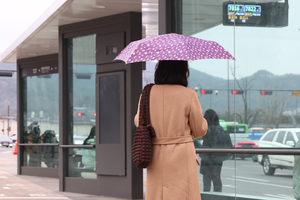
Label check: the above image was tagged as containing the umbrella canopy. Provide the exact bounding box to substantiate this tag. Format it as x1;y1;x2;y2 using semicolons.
114;33;235;64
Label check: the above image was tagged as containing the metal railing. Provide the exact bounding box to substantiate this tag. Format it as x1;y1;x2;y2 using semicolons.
18;143;95;148
195;148;300;155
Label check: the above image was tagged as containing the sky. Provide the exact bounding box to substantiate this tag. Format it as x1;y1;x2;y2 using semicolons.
0;0;299;80
0;0;55;55
190;0;300;80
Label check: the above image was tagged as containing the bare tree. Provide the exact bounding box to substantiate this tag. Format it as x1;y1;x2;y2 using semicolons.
230;66;256;124
260;93;287;128
237;76;256;124
233;112;243;123
247;109;261;128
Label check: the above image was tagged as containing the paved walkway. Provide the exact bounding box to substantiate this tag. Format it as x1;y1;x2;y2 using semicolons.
0;169;126;200
0;169;69;200
0;146;132;200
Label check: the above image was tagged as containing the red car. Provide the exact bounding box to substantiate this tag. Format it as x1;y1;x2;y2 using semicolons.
230;137;258;161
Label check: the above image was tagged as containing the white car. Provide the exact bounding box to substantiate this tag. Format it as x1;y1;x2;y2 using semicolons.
257;128;300;175
0;135;13;148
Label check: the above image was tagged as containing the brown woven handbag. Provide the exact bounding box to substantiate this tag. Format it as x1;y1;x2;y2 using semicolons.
132;84;156;169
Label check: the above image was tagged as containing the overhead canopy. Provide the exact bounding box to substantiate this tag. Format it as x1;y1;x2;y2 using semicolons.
0;0;157;63
0;0;281;63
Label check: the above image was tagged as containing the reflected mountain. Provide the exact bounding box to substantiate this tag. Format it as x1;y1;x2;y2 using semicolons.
1;65;300;118
0;63;17;117
189;68;300;114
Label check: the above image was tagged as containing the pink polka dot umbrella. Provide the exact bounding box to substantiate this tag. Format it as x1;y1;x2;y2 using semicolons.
113;33;235;64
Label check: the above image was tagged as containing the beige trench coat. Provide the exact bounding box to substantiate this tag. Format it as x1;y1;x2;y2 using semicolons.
134;84;208;200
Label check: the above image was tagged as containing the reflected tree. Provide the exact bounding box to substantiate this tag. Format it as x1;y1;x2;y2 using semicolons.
245;109;261;128
259;93;288;128
235;75;256;124
230;66;256;125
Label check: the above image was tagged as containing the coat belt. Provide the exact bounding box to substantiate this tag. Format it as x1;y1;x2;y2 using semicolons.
152;135;193;145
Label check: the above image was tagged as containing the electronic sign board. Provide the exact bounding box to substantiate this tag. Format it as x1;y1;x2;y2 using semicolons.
223;1;288;27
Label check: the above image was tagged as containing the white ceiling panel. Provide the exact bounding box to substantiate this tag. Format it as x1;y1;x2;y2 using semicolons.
1;0;160;63
0;0;283;62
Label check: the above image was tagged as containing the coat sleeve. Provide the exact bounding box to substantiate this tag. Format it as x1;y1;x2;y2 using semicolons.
189;92;208;139
134;95;142;127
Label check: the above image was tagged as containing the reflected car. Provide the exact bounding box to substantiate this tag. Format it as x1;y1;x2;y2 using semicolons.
230;137;258;161
0;135;13;148
55;134;86;145
257;128;300;175
74;135;86;145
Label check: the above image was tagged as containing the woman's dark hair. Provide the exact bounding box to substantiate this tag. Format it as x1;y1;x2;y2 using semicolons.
154;60;189;87
204;109;219;126
83;126;95;145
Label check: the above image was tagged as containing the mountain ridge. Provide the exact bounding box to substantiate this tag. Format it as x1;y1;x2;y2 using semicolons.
1;64;299;118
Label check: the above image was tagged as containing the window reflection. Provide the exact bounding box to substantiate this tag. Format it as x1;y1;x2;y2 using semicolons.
22;145;59;168
67;127;96;178
173;0;299;199
22;73;59;168
66;34;96;145
198;152;296;199
67;147;96;179
66;34;96;178
197;152;235;194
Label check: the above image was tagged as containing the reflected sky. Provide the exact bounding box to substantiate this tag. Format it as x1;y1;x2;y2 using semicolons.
190;0;300;80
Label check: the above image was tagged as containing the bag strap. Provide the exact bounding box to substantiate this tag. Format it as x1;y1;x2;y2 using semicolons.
138;84;154;126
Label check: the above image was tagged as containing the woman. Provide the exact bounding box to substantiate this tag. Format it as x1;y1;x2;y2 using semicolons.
200;109;229;192
82;126;96;170
83;126;95;145
134;60;207;200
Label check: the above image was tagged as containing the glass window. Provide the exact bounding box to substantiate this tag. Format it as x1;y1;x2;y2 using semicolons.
66;34;96;145
198;153;294;198
276;131;286;144
22;145;59;168
227;125;246;133
175;0;298;198
197;152;235;194
285;132;295;144
296;132;300;141
66;34;96;178
22;73;59;168
67;147;96;179
262;131;276;142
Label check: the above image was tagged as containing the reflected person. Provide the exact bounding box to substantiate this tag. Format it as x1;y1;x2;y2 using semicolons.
200;109;232;192
42;130;59;168
27;122;42;167
82;126;96;170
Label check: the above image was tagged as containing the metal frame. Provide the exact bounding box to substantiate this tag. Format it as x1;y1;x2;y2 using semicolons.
18;144;59;146
17;54;59;177
64;177;97;195
0;69;17;72
159;0;172;34
21;166;58;178
59;12;143;198
60;145;94;148
58;26;68;191
196;148;300;155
